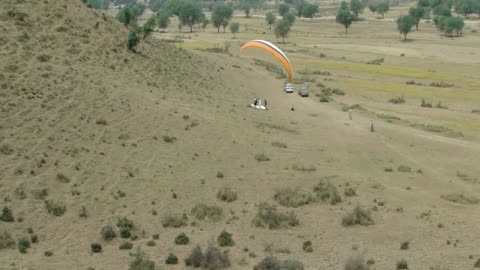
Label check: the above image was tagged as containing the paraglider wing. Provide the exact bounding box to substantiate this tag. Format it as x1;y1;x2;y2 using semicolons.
240;40;293;82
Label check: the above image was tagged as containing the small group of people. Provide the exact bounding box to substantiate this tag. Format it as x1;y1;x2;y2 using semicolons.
347;109;375;133
250;98;268;110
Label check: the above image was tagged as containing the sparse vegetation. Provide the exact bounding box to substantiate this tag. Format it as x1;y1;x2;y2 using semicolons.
345;256;368;270
291;163;316;172
273;188;315;207
120;242;133;250
185;243;230;269
389;96;406;104
191;204;223;221
163;135;177;143
255;153;270;162
56;173;71;183
175;233;190;245
254;256;304;270
216;171;224;178
367;58;384;65
162;213;188;227
217;230;235;247
32;189;48;200
342;206;374;226
400;241;410;250
0;231;15;250
398;165;412;173
44;201;66;216
252;203;299;229
271;141;288;148
0;144;14;155
313;181;342;205
396;259;409;269
216;187;238;202
441;193;479;204
129;249;155;270
101;225;116;241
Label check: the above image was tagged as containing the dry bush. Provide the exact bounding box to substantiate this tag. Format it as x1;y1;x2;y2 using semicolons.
252;203;299;229
344;256;368;270
396;259;409;269
185;243;230;269
191;204;223;221
216;187;238;202
313;181;342;205
255;153;270;162
162;213;188;227
0;231;15;250
342;206;374;226
254;256;304;270
291;163;316;172
271;141;287;148
44;201;66;216
217;230;234;247
273;188;315;207
175;233;190;245
129;249;155;270
101;225;116;240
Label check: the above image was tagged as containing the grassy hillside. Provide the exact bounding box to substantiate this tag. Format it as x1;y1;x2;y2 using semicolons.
1;1;480;270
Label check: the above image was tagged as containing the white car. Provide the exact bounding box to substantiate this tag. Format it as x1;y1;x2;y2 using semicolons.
284;83;294;93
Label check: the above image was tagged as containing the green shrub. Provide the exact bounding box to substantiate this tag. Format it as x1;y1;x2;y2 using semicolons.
255;153;270;162
0;144;14;155
252;203;299;229
313;181;342;205
216;187;238;202
44;201;66;216
319;95;331;102
152;234;159;240
119;242;133;250
120;228;132;238
217;230;234;247
474;258;480;268
117;217;134;230
397;165;412;173
396;259;409;269
400;241;409;250
44;250;53;256
146;240;156;247
216;172;224;178
332;88;345;95
302;241;313;252
0;231;15;250
191;204;223;221
30;234;38;243
344;186;356;197
175;233;190;245
163;135;177;143
430;81;453;88
95;118;107;125
0;207;14;222
166;253;178;264
91;243;102;253
384;167;393;172
101;225;116;240
185;245;203;267
129;249;155;270
79;206;88;218
17;239;30;253
341;104;365;112
345;256;368;270
162;213;188;227
32;189;48;200
273;188;315;207
342;206;374;226
367;58;384;65
56;173;71;183
271;141;287;148
389;96;405;104
127;30;140;51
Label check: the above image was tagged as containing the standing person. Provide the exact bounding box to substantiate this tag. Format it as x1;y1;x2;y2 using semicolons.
264;99;268;109
348;109;353;120
370;119;375;133
253;98;258;106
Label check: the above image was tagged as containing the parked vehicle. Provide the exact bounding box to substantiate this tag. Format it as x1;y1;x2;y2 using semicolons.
284;83;294;93
298;87;309;97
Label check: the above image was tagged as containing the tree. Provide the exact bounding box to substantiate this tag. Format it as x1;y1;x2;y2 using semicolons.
178;1;203;32
148;0;164;12
240;0;251;17
284;12;296;25
440;16;464;35
409;7;425;30
433;4;452;16
201;18;209;31
143;16;156;38
340;1;350;11
417;0;430;7
212;4;234;33
454;0;478;16
130;3;145;18
302;3;319;20
336;10;354;33
275;19;291;43
397;15;415;40
278;3;290;16
117;7;135;26
350;0;365;18
127;30;140;50
295;0;306;17
369;2;389;18
266;11;277;29
157;11;170;29
229;22;240;38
